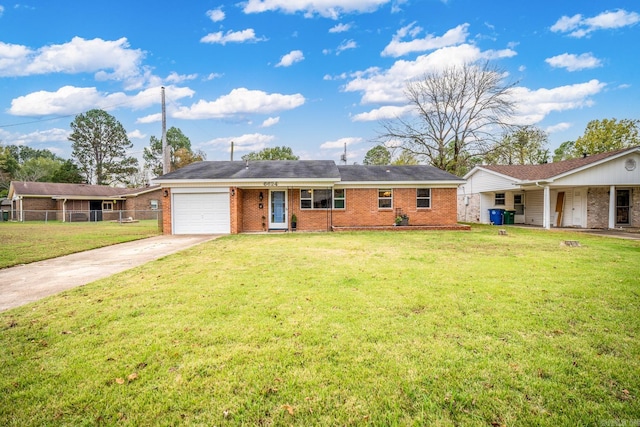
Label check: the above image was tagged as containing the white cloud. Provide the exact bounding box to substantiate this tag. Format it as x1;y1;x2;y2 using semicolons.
382;23;469;57
261;116;280;127
545;122;572;134
200;29;267;45
510;79;606;125
345;44;488;104
0;5;4;17
173;88;305;120
165;72;198;83
320;136;362;149
551;9;640;38
207;8;225;22
0;127;69;147
204;133;275;153
545;53;602;72
0;37;145;86
329;23;351;33
276;50;304;67
351;105;414;121
242;0;390;19
9;85;194;116
128;129;147;139
337;39;357;54
205;72;223;81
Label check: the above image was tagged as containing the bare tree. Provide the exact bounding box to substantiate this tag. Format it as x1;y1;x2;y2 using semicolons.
379;62;517;176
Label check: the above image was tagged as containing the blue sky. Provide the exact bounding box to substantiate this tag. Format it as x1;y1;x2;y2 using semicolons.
0;0;639;168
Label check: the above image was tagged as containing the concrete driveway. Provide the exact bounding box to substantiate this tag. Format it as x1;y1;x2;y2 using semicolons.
0;235;218;312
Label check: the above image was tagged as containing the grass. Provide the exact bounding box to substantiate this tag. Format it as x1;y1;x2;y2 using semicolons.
1;226;639;426
0;220;160;268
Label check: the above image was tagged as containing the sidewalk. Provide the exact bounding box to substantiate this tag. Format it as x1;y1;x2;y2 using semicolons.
0;235;218;312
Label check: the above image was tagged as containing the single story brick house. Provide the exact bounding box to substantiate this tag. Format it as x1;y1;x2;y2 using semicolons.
7;181;162;222
152;160;466;234
458;146;640;229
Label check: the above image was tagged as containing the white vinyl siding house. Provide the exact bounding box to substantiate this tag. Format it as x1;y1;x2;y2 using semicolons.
458;147;640;229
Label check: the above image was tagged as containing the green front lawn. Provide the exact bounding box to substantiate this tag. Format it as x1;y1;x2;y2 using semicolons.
0;220;160;268
1;227;639;425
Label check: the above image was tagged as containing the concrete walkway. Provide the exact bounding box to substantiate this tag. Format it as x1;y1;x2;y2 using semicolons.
0;235;218;312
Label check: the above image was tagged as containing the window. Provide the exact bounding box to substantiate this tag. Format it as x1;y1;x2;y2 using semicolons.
150;199;159;210
494;193;505;206
300;189;334;209
378;189;392;209
417;188;431;208
301;189;312;209
102;202;113;211
333;189;345;209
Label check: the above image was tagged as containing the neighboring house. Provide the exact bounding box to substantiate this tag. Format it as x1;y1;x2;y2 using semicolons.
152;160;466;234
7;181;162;222
458;146;640;229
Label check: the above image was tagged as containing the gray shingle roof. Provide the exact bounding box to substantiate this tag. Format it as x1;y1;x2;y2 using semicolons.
9;181;159;198
157;160;340;180
337;165;463;182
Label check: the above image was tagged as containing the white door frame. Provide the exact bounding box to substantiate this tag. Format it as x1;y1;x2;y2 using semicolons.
269;190;288;229
571;188;586;228
513;192;525;224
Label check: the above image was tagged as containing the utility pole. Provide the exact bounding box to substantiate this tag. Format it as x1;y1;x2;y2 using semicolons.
161;86;170;175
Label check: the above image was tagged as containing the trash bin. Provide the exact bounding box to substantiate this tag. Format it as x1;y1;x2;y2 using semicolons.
489;209;504;225
2;211;7;222
503;210;515;225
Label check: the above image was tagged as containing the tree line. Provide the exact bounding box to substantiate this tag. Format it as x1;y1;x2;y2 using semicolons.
0;109;206;196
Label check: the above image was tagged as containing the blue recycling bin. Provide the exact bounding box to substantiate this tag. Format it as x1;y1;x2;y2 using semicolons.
489;209;504;225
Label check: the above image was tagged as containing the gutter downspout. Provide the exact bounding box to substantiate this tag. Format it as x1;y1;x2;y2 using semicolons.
62;199;67;223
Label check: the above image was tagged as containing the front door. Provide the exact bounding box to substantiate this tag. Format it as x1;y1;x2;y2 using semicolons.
269;190;287;229
572;189;584;227
513;193;525;223
616;189;631;225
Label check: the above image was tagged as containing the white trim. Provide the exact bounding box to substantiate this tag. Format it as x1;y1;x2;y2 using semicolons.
269;190;288;229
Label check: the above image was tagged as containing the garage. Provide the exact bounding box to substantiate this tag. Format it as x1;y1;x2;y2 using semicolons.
172;190;230;234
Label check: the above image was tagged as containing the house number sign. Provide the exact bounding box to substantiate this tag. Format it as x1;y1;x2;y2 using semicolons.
263;181;279;187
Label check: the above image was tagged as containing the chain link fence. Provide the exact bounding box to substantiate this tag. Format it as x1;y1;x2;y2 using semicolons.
2;209;162;224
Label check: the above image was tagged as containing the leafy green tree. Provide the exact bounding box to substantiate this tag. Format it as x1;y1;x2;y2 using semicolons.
0;145;19;195
50;160;84;183
363;145;391;165
486;126;549;165
242;146;299;161
143;127;203;176
14;157;62;182
553;140;576;162
573;118;639;156
392;150;419;165
69;109;138;185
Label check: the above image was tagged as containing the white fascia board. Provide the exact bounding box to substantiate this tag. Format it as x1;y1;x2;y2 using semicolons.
337;180;463;188
469;166;522;182
153;178;340;188
51;195;127;200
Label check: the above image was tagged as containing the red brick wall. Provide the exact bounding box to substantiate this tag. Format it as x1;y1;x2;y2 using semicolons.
240;189;268;232
332;187;458;227
162;188;172;234
165;186;459;234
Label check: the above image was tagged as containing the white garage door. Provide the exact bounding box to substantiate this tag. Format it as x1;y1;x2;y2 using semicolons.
173;192;230;234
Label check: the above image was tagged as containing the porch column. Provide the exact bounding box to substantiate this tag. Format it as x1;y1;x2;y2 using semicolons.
543;185;551;229
608;185;616;229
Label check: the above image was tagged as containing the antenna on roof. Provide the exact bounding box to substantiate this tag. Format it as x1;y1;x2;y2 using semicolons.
340;142;347;165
